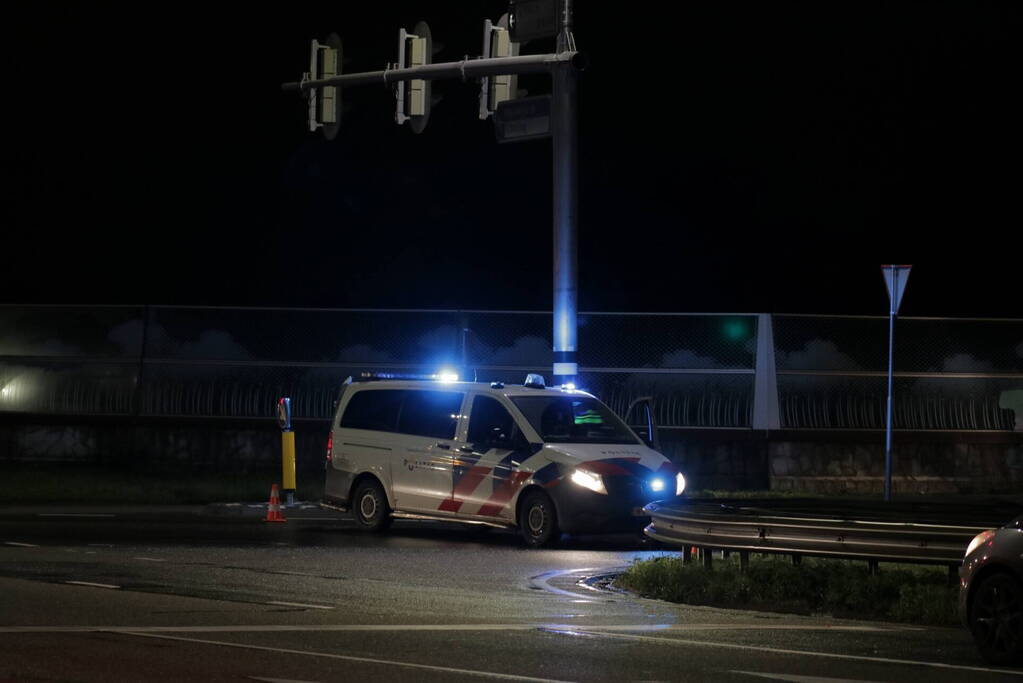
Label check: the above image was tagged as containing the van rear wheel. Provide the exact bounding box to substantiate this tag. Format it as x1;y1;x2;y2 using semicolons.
519;490;558;548
352;480;392;533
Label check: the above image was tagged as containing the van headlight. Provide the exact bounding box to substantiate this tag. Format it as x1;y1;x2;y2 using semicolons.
571;469;607;495
676;472;686;496
965;529;995;558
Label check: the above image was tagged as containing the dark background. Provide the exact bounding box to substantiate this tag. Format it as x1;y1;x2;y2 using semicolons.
2;2;1018;316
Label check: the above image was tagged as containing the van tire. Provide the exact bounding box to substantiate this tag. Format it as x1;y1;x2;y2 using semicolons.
352;479;392;533
519;490;558;548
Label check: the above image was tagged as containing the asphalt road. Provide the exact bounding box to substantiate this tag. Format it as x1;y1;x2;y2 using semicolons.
0;504;1015;682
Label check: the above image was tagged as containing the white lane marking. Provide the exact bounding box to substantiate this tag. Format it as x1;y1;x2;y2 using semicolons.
529;568;603;598
266;601;334;610
38;513;115;518
562;628;1023;677
133;557;166;562
121;632;573;683
0;625;544;634
616;624;906;633
732;672;878;683
250;678;324;683
293;517;342;521
3;542;38;547
0;623;912;635
64;581;120;590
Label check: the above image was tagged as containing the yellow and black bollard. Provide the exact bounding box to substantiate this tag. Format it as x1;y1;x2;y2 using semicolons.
277;397;296;506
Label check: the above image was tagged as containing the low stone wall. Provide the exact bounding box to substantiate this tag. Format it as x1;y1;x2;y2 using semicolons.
656;429;1023;494
2;416;1021;495
769;438;1023;495
658;431;769;491
0;417;328;480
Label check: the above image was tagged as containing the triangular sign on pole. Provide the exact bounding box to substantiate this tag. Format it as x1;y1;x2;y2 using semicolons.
881;265;912;314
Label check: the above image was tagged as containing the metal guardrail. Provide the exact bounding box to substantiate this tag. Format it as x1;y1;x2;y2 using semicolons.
643;498;1022;565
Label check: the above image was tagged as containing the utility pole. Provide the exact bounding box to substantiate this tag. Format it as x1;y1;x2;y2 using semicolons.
281;1;583;387
551;0;578;387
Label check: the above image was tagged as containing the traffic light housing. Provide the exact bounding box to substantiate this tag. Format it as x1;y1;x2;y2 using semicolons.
307;33;342;140
479;15;520;119
508;0;560;44
396;21;433;134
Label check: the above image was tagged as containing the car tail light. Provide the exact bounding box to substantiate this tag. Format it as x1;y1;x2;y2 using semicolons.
326;434;333;465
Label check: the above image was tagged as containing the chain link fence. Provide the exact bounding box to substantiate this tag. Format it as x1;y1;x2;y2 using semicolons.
773;315;1023;430
2;306;1021;431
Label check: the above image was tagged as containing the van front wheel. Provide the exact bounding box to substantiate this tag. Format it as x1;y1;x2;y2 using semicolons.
519;490;558;548
352;480;392;533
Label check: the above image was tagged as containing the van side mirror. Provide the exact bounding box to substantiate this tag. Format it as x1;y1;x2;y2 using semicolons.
632;426;655;449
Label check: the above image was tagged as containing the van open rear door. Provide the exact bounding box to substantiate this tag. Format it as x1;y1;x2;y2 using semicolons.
624;396;660;451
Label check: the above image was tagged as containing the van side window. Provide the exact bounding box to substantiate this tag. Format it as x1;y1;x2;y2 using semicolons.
468;396;526;450
396;390;464;440
339;390;404;432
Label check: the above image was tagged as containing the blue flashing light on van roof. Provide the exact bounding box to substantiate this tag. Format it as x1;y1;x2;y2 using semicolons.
524;374;546;389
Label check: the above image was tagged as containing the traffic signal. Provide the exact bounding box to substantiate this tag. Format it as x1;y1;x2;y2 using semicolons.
396;21;433;134
307;33;342;140
721;317;752;343
508;0;561;44
479;15;520;119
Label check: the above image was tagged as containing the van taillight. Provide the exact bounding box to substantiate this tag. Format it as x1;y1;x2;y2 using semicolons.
326;434;333;464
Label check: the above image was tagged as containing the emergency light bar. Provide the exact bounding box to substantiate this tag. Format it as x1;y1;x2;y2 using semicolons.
353;372;577;392
358;371;459;382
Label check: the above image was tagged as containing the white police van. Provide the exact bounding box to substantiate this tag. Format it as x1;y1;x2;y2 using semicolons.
322;372;684;546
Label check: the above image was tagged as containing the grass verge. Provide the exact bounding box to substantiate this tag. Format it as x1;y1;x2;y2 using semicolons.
0;465;326;505
615;553;959;626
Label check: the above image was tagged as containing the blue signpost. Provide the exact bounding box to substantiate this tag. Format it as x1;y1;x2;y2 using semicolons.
881;265;911;502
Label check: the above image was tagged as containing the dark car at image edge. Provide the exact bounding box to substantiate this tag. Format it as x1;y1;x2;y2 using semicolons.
961;514;1023;665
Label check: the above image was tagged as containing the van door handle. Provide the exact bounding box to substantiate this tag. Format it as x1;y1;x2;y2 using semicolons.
434;443;451;450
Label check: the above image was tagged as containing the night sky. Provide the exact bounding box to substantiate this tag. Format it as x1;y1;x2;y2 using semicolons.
3;2;1018;316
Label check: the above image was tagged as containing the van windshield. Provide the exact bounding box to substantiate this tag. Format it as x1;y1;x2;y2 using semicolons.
510;396;639;445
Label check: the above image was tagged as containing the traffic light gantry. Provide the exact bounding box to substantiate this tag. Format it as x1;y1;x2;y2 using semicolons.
281;1;584;385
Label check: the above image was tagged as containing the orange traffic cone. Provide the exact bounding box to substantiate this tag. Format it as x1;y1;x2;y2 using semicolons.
263;483;287;523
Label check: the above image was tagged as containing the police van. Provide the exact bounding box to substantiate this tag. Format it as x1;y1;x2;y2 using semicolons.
322;372;684;546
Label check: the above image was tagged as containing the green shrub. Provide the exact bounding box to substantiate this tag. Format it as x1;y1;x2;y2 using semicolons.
616;553;958;626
